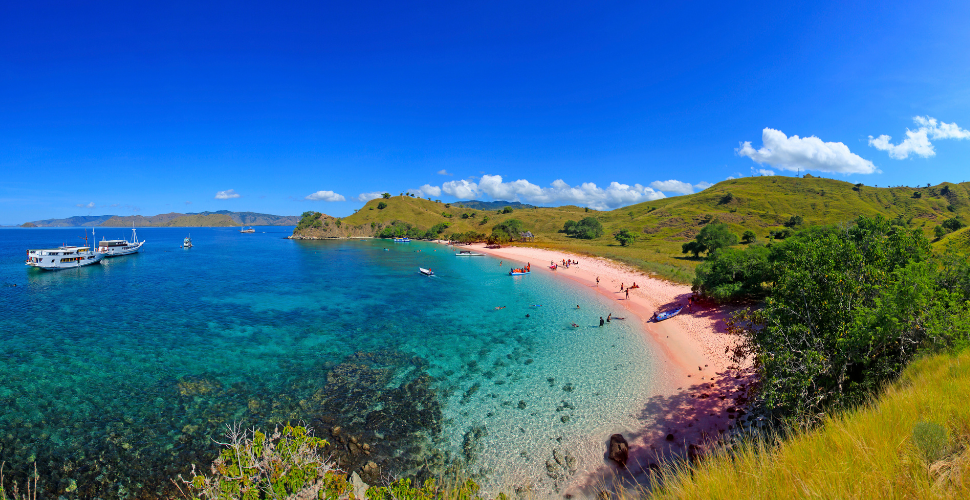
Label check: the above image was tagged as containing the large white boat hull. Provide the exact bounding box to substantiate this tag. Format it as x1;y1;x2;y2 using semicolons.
100;241;145;257
26;248;105;270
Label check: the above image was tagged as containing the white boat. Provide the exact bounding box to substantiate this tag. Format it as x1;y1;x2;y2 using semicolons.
419;267;434;276
455;250;485;256
394;237;411;242
97;227;145;257
181;235;193;248
240;227;255;233
26;245;104;270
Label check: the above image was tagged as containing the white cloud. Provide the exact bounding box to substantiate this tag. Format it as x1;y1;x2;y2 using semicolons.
650;180;695;195
757;169;775;176
441;179;479;199
695;181;713;190
737;128;878;174
76;202;95;208
412;184;441;197
305;190;346;202
868;116;970;159
429;174;667;210
437;169;453;176
215;189;240;199
357;191;385;202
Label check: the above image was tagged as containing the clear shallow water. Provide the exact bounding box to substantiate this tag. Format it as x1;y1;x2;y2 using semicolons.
0;228;659;497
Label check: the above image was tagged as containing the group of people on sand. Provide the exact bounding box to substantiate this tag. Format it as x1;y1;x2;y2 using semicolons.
551;258;578;270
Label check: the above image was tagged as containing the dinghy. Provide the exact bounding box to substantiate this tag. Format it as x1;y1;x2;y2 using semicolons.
419;268;434;276
653;307;682;322
455;250;485;256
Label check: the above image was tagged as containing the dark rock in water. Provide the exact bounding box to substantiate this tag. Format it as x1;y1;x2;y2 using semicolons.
562;383;573;392
518;400;527;410
666;433;675;441
608;434;629;468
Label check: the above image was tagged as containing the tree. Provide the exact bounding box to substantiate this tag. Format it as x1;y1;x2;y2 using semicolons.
784;215;804;228
614;229;637;246
562;217;603;239
681;241;706;257
942;218;965;232
377;202;387;210
913;191;922;199
491;219;525;243
696;221;738;253
502;206;514;214
381;193;391;199
741;230;757;244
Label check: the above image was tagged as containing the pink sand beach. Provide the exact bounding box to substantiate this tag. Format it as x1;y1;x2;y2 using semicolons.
461;242;756;491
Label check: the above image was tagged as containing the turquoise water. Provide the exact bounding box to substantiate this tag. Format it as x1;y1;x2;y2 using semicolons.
0;228;659;497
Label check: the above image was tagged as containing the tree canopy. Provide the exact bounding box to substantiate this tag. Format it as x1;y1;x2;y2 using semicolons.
562;217;604;239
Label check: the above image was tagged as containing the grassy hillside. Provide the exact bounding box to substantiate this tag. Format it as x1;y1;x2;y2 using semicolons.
647;348;970;499
294;177;970;283
101;213;239;227
27;211;297;227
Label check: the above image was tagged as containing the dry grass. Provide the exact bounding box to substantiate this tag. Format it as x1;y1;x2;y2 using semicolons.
615;349;970;499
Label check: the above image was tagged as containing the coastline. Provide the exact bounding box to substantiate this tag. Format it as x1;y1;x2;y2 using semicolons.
454;242;755;492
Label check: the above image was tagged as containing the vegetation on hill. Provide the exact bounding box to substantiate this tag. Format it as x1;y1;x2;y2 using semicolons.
649;348;970;500
700;216;970;425
292;178;970;283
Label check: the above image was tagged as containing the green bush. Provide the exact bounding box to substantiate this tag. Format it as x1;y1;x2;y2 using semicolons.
502;206;513;214
562;217;603;239
741;230;757;244
681;221;737;257
613;229;637;247
377;202;387;210
724;216;970;424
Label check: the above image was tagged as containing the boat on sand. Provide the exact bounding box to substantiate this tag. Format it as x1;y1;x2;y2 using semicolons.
653;307;682;322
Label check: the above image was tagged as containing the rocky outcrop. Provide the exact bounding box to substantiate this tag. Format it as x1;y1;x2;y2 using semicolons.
608;434;629;468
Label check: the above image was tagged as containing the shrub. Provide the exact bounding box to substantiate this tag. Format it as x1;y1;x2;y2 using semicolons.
614;229;637;247
179;423;345;499
381;193;391;199
784;215;804;228
681;221;737;257
913;191;922;198
377;202;387;210
719;192;735;204
562;217;603;239
741;230;757;244
502;206;514;214
942;218;965;232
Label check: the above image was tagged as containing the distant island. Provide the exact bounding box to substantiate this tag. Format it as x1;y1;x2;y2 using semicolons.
21;210;300;228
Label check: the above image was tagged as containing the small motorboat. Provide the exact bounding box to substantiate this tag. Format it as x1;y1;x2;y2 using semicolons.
181;235;193;249
394;237;411;243
240;227;255;233
455;250;485;256
419;268;434;276
653;307;683;322
509;270;530;276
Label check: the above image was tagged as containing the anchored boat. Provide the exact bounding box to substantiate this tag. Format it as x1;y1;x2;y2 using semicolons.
394;237;411;242
26;245;104;270
455;250;485;256
240;227;255;233
181;235;193;249
97;227;145;257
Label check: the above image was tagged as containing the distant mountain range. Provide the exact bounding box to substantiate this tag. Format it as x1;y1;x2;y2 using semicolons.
22;210;299;227
454;200;537;210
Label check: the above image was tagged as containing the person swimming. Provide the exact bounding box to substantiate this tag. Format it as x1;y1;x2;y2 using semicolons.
571;322;579;328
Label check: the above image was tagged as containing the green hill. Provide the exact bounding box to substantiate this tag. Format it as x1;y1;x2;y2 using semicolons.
292;177;970;282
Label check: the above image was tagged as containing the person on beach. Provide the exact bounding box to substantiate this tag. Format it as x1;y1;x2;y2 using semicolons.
596;276;600;286
625;289;630;300
651;312;658;321
688;296;692;312
599;317;605;327
620;283;624;291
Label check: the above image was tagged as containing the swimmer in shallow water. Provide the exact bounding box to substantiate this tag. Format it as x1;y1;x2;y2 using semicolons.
571;323;579;328
495;306;506;310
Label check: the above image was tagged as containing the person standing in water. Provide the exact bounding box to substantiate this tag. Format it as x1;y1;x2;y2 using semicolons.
599;317;605;327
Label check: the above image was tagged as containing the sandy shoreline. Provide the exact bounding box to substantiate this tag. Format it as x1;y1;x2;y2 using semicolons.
449;242;755;493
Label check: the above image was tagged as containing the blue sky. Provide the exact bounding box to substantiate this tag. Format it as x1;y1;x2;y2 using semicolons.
2;1;969;223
